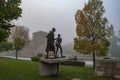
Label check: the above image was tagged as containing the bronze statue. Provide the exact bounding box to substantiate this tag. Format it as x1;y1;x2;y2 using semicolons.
55;34;63;57
45;28;56;58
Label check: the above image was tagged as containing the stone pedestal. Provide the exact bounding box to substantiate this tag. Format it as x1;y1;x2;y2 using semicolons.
95;58;120;78
39;56;70;76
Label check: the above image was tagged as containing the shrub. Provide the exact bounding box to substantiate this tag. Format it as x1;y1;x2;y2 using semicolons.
61;61;85;67
31;53;43;62
37;53;43;57
31;56;39;62
61;56;85;67
71;56;78;62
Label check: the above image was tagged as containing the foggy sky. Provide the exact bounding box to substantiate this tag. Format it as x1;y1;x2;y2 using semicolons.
14;0;120;44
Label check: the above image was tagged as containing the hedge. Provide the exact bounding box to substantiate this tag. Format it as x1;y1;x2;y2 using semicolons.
31;53;43;62
61;61;85;67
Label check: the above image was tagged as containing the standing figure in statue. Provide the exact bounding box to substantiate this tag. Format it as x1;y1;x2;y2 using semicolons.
55;34;63;57
45;28;56;58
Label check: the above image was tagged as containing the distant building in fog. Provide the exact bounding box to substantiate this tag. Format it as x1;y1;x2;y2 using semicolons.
19;31;47;57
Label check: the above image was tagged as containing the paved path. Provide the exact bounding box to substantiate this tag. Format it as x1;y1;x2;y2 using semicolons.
0;55;31;60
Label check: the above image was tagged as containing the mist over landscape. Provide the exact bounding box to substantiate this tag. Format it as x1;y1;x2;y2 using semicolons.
1;0;120;80
1;0;120;60
14;0;120;44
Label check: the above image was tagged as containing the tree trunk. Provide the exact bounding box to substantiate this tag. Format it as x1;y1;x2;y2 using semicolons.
93;53;95;69
15;50;18;59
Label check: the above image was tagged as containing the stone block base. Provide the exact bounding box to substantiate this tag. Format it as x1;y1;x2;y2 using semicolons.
39;62;59;76
39;56;70;76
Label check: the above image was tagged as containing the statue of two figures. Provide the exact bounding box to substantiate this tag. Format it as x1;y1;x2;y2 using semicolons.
45;28;65;58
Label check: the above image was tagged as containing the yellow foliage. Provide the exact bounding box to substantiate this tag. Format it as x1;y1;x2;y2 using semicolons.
74;0;113;56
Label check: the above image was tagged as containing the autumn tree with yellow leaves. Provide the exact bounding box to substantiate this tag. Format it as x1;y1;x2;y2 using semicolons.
11;25;30;59
74;0;113;69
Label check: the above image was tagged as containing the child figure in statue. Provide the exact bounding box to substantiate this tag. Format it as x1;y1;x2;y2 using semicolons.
55;34;63;57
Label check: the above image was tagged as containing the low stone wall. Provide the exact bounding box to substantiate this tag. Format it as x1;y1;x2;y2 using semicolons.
95;58;120;78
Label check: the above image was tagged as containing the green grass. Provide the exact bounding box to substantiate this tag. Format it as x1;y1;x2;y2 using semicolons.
0;57;114;80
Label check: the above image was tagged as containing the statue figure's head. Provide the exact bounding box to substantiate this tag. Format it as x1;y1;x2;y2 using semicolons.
58;34;60;37
52;28;56;32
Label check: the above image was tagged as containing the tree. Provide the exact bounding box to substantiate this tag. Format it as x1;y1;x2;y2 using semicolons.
74;0;113;69
11;25;30;59
118;30;120;39
13;37;25;59
0;0;22;42
0;41;13;51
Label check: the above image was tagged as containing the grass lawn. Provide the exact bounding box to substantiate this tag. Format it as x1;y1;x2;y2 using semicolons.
0;57;114;80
